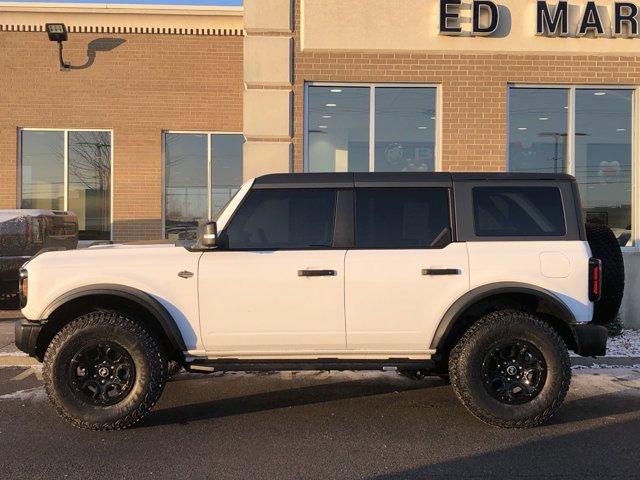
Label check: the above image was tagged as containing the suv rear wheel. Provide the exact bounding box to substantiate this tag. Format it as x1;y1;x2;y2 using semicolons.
43;311;167;430
449;310;571;428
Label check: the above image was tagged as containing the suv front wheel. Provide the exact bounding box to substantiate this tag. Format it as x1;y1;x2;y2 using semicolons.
449;310;571;428
43;311;167;430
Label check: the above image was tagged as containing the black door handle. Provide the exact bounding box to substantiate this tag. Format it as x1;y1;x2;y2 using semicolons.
298;269;337;277
422;268;461;276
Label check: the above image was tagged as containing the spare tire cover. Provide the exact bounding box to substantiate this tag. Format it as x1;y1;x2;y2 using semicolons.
585;223;625;325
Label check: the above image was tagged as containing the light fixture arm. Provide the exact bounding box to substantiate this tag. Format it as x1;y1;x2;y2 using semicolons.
57;41;71;70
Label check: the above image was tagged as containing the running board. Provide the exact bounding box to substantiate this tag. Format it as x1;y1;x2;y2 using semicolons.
186;358;436;373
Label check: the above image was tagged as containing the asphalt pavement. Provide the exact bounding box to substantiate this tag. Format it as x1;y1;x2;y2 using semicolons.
2;312;640;479
1;362;640;479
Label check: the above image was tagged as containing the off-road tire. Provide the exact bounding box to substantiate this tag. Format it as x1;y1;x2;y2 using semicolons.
43;311;167;430
585;223;625;326
449;310;571;428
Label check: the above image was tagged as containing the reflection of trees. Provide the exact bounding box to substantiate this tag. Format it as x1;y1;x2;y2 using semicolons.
67;131;111;232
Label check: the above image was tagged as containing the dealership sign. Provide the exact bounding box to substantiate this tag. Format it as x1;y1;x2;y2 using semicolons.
439;0;640;37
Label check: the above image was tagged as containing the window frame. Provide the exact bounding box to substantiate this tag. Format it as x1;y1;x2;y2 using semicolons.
17;127;114;243
303;82;443;174
508;84;639;250
162;130;244;239
454;179;583;242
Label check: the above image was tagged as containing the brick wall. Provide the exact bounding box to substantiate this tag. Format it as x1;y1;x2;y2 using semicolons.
292;0;640;173
0;32;243;241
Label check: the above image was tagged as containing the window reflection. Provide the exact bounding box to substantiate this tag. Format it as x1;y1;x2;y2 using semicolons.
375;88;436;172
508;88;569;173
68;131;111;240
575;89;633;246
20;131;64;211
164;133;208;239
307;86;370;172
307;86;438;173
212;134;244;216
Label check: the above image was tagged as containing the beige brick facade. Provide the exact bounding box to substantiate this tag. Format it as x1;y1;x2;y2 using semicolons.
291;0;640;173
0;31;243;241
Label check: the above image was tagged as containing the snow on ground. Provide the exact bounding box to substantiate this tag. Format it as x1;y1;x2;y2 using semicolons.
607;329;640;357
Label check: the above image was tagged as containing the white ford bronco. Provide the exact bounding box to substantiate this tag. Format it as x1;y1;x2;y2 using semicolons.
15;173;625;430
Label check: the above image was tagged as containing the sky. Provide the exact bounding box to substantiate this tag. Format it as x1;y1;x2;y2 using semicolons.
8;0;243;5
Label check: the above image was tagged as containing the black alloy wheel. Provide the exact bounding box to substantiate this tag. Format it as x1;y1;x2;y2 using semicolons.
69;342;136;406
481;340;547;405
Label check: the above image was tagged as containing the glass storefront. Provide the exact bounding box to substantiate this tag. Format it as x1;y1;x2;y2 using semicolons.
164;132;244;239
575;89;633;246
508;86;634;246
306;84;437;172
508;88;569;174
20;129;111;241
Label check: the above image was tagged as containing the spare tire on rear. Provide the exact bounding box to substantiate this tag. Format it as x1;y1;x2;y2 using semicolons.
585;223;625;326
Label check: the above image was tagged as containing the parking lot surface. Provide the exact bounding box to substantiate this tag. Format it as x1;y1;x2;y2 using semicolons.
1;364;640;479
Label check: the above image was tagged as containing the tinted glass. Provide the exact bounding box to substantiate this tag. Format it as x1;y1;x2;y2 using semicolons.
164;133;208;239
575;89;633;246
508;88;569;173
375;87;436;172
67;131;111;240
212;134;244;217
355;188;450;248
225;189;337;249
473;187;566;237
20;130;64;211
307;86;370;172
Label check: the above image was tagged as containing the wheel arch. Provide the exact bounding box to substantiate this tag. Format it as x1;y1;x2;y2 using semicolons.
34;284;186;361
431;282;579;359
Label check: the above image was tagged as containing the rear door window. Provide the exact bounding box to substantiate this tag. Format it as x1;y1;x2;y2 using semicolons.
355;188;451;248
473;186;566;237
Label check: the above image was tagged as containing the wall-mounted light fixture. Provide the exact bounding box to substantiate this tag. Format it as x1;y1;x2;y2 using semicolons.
45;23;70;70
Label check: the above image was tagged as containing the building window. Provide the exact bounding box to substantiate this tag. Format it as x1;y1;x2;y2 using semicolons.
20;129;112;241
306;84;438;173
164;132;244;239
508;88;569;173
508;86;634;246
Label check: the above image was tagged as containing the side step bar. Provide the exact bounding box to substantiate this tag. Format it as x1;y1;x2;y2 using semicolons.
186;358;437;373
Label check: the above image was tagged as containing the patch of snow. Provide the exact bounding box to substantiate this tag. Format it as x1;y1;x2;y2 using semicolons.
573;364;640;370
0;386;45;402
606;329;640;357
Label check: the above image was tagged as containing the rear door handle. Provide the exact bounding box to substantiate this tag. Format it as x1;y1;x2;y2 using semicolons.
422;268;461;276
298;269;337;277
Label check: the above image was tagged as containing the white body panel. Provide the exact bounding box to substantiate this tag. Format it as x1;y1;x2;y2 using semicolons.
198;250;347;355
21;244;204;350
344;243;470;352
466;241;594;323
21;178;595;361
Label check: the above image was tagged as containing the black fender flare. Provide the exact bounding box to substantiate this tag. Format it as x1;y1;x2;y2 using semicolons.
40;284;187;353
429;282;578;351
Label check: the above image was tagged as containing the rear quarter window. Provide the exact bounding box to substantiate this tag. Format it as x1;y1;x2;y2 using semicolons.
473;186;566;237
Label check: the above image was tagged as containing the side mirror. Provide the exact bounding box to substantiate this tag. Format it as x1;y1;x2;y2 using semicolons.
200;221;218;248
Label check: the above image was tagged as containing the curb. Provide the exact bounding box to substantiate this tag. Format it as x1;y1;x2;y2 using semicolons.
0;356;40;367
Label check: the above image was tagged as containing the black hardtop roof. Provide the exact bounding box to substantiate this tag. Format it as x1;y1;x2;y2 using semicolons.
252;172;576;188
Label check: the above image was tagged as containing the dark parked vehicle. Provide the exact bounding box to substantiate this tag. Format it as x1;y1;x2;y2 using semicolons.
0;210;77;309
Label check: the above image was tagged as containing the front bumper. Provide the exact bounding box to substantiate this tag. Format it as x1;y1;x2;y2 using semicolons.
572;323;608;357
14;319;43;359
